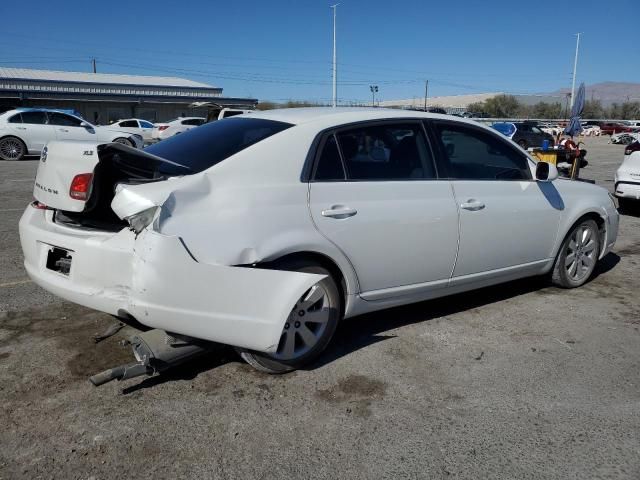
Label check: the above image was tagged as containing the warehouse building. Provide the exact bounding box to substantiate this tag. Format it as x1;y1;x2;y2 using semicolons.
0;67;257;125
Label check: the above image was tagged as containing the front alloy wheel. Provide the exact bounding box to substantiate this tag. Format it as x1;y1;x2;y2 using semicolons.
237;260;341;373
552;219;600;288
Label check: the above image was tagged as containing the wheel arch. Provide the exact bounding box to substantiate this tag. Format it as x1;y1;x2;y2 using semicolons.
554;210;608;261
259;250;351;318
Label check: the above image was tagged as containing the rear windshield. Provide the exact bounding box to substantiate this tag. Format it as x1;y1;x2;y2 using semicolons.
144;117;292;173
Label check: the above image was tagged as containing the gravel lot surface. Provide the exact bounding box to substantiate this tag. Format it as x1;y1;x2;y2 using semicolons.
1;136;639;479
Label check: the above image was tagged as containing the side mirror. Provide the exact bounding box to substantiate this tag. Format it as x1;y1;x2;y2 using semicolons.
535;161;558;182
80;121;92;128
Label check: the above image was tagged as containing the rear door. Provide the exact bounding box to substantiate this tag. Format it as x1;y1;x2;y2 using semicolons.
9;111;55;153
308;121;459;299
430;120;561;281
49;112;97;142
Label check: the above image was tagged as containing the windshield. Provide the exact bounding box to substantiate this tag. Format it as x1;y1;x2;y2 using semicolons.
144;117;293;173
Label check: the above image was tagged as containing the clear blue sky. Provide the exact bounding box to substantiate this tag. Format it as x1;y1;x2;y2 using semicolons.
1;0;638;103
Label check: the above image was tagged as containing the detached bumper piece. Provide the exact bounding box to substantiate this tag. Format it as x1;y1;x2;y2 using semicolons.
89;329;216;386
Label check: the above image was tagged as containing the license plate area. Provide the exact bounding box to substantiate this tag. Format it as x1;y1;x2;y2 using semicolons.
46;247;73;276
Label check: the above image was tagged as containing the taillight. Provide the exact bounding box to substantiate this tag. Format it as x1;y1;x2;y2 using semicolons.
624;141;640;156
158;125;169;131
69;173;93;201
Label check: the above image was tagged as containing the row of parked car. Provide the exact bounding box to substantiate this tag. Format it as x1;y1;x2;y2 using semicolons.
0;107;252;160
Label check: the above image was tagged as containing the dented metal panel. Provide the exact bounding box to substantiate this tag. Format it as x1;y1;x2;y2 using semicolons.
127;230;326;352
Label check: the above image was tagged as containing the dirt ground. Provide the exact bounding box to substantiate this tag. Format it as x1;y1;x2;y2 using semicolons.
1;136;639;480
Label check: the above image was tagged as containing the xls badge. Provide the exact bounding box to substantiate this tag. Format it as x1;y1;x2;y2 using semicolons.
83;150;94;156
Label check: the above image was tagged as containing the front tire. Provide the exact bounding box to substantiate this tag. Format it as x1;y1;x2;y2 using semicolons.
0;136;26;160
237;260;342;374
551;219;600;288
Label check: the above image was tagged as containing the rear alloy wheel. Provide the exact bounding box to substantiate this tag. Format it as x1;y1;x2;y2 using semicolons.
113;137;133;147
551;219;600;288
237;260;341;373
0;136;26;160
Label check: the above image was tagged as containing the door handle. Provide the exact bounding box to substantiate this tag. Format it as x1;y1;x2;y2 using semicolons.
58;128;69;132
460;199;485;211
16;126;26;130
321;206;357;219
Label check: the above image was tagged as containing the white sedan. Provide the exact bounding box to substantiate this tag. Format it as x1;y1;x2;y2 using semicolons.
19;108;619;377
109;118;155;143
0;109;143;160
615;140;640;209
151;117;205;140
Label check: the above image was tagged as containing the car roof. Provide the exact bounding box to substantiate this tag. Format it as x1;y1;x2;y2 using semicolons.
246;107;479;129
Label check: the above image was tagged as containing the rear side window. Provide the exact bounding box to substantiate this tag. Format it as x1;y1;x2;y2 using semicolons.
144;117;292;173
435;123;532;180
335;123;436;181
313;135;345;181
20;111;47;125
119;120;138;128
8;113;22;123
182;118;204;126
139;120;154;128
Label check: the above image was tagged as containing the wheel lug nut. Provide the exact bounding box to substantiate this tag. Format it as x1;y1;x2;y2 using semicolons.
294;321;301;328
298;310;305;316
284;323;290;330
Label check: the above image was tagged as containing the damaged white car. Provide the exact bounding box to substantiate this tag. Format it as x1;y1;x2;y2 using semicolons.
19;108;619;382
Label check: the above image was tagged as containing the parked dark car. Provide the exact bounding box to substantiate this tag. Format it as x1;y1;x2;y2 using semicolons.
511;122;555;149
599;122;633;135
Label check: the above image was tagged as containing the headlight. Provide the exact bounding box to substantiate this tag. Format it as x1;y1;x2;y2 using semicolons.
126;206;159;234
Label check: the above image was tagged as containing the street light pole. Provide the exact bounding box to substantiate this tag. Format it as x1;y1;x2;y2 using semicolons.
424;80;429;111
570;33;580;109
370;85;378;107
331;4;339;108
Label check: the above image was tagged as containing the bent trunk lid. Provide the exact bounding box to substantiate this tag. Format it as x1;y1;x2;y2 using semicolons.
33;141;100;212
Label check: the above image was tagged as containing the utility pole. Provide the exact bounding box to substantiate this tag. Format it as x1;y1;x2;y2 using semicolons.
424;80;429;111
92;58;97;73
331;4;339;108
370;85;378;107
570;33;580;108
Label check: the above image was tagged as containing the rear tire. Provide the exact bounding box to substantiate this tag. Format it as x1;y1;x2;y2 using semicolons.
617;197;635;213
0;136;26;160
113;137;133;147
237;259;342;374
551;219;600;288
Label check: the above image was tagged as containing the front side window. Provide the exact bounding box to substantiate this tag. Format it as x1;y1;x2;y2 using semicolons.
435;123;532;181
119;120;138;128
182;118;204;126
20;111;47;125
333;123;436;181
144;117;292;174
48;112;83;127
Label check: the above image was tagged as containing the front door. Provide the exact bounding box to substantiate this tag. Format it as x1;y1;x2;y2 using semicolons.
431;121;561;279
308;121;459;298
48;112;96;142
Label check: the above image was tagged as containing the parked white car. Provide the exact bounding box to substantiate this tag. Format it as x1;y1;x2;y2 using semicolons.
109;118;155;143
610;132;639;145
0;109;143;160
152;117;205;140
19;108;619;377
581;125;601;136
614;140;640;209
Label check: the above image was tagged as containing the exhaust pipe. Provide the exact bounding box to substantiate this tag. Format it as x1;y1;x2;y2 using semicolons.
89;329;215;386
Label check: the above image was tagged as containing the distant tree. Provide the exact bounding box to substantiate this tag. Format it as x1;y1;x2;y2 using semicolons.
256;101;278;110
620;102;640;120
466;101;486;115
530;102;562;119
482;95;521;118
582;100;604;119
